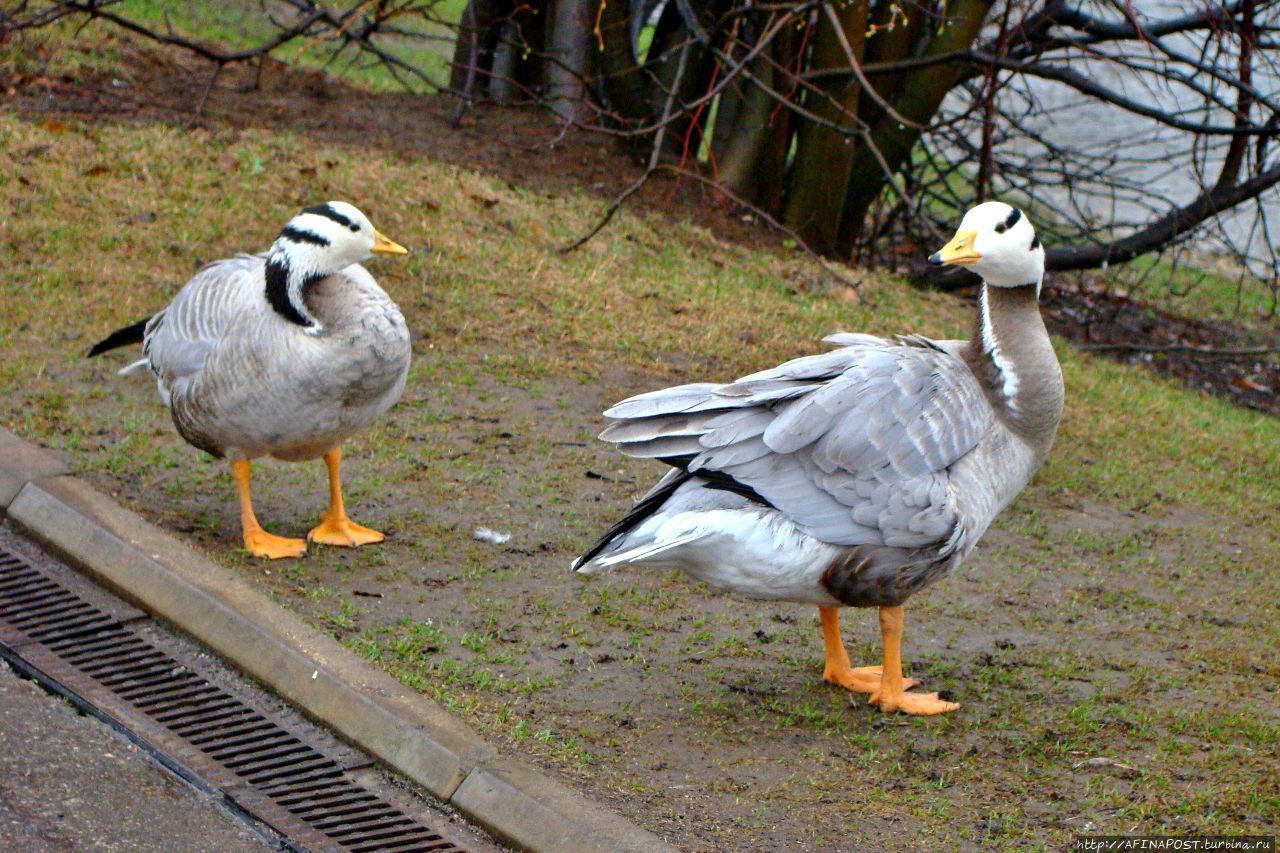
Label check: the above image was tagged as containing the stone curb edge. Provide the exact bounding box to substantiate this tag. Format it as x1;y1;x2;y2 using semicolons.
0;428;675;853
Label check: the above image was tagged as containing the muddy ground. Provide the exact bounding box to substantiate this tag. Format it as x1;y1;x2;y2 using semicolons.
3;31;1277;851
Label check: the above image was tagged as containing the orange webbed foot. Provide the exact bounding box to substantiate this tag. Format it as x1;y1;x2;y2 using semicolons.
307;512;385;548
243;529;307;560
868;686;959;716
824;665;920;695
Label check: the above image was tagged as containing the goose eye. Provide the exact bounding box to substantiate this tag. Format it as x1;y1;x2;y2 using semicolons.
349;224;360;233
994;223;1007;234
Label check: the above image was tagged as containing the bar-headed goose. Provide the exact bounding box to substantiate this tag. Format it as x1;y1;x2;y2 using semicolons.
574;202;1063;715
90;202;411;560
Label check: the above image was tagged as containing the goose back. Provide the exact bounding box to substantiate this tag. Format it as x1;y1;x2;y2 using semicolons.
583;333;1052;605
143;255;410;460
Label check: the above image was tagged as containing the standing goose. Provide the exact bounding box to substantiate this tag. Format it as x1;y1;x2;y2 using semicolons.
89;202;412;560
574;202;1063;716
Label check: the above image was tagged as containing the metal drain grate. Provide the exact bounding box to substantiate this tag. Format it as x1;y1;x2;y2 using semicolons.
0;547;467;853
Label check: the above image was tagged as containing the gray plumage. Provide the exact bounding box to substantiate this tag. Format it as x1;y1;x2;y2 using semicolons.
603;335;997;546
576;200;1064;716
127;252;409;462
577;283;1063;609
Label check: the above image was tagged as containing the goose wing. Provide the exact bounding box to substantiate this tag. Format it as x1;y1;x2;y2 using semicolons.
600;334;993;550
142;254;264;398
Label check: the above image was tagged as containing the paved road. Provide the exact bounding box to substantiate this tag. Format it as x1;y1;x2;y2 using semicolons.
0;661;271;852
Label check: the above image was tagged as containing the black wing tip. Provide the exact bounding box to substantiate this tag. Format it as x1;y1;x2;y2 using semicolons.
573;468;694;569
87;318;149;357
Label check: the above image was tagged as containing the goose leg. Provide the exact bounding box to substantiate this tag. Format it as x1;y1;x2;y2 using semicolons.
307;447;385;547
868;606;959;715
820;607;918;694
232;459;306;559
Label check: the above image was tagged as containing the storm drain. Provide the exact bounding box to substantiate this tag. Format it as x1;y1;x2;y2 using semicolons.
0;547;466;853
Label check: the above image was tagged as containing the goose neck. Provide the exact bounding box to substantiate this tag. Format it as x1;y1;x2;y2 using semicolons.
963;283;1064;454
264;253;323;330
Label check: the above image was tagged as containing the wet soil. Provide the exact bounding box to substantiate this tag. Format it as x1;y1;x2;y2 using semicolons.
1041;284;1280;416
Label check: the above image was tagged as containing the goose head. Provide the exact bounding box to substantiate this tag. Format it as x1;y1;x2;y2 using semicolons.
270;201;407;274
929;201;1044;289
264;201;407;330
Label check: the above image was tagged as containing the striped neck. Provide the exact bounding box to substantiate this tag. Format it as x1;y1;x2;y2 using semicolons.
264;251;323;330
963;283;1064;456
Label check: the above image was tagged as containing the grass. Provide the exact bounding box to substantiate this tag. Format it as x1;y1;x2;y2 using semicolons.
5;0;466;93
1108;253;1279;331
2;25;1278;852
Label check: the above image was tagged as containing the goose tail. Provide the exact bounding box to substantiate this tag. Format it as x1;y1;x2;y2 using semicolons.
87;318;149;357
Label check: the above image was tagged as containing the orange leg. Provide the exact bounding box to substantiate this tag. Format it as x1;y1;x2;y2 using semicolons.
232;459;306;559
868;606;959;715
307;447;384;548
820;607;918;694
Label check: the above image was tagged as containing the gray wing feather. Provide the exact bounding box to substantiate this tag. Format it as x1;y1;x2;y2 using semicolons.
599;415;703;443
600;335;994;551
144;255;263;396
615;434;705;459
603;383;722;419
699;409;774;448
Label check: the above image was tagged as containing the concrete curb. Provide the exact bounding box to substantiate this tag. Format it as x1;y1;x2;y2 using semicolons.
0;428;675;853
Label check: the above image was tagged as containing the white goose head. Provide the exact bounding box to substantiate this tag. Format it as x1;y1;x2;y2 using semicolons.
929;201;1044;289
265;201;407;330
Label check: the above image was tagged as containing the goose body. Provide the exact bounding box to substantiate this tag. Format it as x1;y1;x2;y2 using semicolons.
133;253;410;462
576;202;1064;715
92;202;411;559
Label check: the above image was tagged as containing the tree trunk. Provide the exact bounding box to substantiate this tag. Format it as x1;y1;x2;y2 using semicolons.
597;0;651;122
713;24;779;199
489;21;518;103
546;0;594;122
782;0;870;253
753;20;799;214
448;0;514;97
856;0;926;129
836;0;995;251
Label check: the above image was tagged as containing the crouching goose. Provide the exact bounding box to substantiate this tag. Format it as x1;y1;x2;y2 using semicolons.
574;202;1063;715
89;202;411;559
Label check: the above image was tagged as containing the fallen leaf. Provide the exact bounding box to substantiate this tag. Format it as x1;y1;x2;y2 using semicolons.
82;164;110;177
1072;757;1140;774
1230;374;1271;394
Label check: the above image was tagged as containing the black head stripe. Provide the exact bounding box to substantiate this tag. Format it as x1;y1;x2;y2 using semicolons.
279;225;330;247
302;203;357;231
1030;234;1041;251
1004;208;1022;230
265;259;315;327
